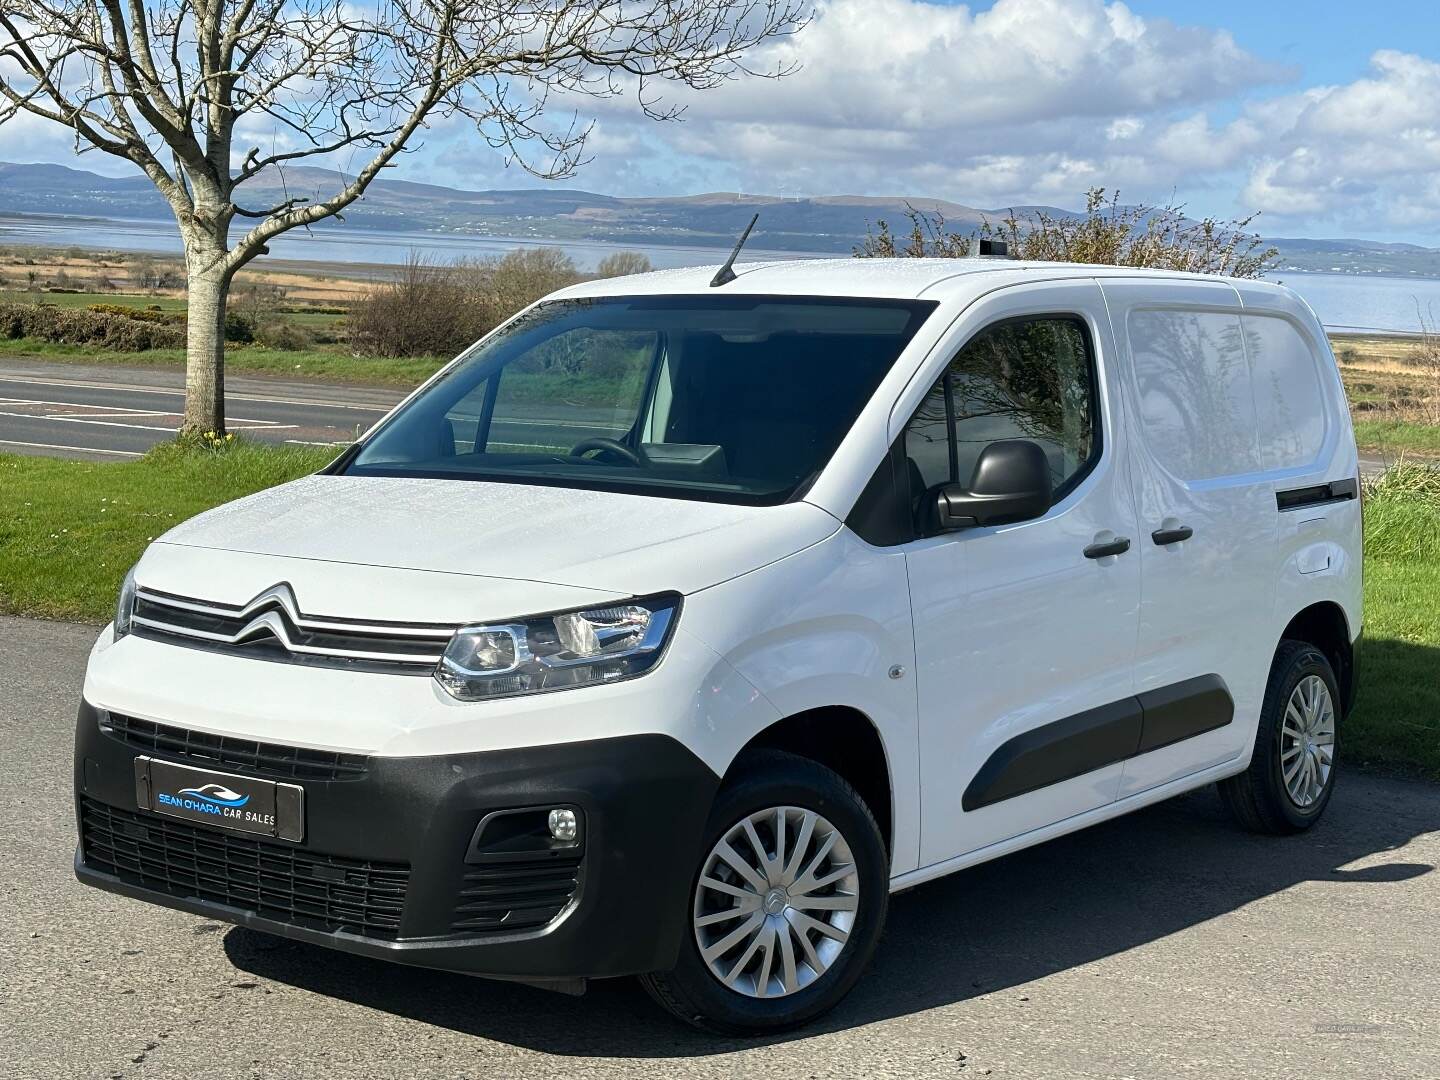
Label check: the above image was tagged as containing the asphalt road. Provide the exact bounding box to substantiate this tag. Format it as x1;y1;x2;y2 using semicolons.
0;359;401;459
2;615;1438;1079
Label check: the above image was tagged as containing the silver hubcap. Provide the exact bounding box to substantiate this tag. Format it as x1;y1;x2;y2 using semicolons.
1281;674;1336;808
692;806;859;999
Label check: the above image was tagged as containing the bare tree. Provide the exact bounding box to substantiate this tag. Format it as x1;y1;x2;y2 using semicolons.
594;250;652;277
1410;302;1440;426
0;1;807;433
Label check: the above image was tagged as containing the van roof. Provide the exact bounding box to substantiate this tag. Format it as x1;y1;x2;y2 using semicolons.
554;257;1298;306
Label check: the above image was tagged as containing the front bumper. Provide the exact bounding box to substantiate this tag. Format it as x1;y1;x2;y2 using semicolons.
74;700;719;981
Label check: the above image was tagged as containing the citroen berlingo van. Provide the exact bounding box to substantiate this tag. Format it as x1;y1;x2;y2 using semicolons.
75;258;1362;1033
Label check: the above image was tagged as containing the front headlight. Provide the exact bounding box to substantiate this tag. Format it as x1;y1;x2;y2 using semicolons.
434;593;681;701
113;565;137;640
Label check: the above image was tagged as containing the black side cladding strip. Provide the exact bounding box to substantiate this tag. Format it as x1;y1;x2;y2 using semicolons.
961;675;1235;812
1276;476;1358;512
1134;674;1235;754
960;698;1143;812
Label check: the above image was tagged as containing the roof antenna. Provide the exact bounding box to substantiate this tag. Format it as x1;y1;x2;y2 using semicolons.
710;213;759;287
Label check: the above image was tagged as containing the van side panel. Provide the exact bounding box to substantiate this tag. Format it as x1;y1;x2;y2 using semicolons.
1230;282;1363;654
1099;279;1282;796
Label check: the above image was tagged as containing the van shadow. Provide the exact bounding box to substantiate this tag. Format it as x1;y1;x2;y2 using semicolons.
224;772;1437;1057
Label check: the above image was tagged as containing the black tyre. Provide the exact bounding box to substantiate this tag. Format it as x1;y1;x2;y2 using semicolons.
640;750;889;1034
1219;641;1340;834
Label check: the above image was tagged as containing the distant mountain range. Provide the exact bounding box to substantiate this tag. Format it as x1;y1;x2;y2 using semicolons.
3;160;1440;276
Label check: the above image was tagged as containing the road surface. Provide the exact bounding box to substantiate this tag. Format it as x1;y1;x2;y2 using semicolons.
0;359;401;459
2;614;1437;1079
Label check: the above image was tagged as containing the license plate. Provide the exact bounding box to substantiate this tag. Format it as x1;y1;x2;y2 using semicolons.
134;757;304;842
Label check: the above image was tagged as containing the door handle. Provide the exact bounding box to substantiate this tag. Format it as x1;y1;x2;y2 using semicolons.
1151;525;1194;546
1083;537;1131;559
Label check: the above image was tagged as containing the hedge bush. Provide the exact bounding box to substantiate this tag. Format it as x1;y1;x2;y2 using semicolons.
86;303;182;325
348;248;584;359
0;301;185;350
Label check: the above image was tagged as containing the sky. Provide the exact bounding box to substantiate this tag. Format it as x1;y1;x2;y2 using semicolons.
6;0;1440;242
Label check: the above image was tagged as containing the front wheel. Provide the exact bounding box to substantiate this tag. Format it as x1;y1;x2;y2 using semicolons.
1219;641;1340;834
640;750;889;1034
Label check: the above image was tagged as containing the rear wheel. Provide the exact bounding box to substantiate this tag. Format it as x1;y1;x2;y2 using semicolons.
641;751;888;1034
1220;641;1340;834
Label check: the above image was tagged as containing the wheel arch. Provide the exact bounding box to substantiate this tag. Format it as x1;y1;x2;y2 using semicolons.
1279;601;1355;716
729;706;894;856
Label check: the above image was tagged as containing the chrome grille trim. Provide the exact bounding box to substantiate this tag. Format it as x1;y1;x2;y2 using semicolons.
131;584;457;673
136;586;456;638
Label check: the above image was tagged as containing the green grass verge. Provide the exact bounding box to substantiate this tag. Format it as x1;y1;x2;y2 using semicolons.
0;290;188;312
1;444;1436;778
0;441;336;621
1349;466;1440;777
0;336;444;387
1353;417;1440;459
1351;558;1440;778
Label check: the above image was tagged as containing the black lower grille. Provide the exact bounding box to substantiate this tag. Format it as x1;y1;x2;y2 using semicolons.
452;857;582;934
100;713;368;782
81;798;408;939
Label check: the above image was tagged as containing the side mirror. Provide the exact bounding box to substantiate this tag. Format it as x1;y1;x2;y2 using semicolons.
933;440;1053;531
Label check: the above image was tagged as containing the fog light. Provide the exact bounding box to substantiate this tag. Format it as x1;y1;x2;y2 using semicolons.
548;808;579;843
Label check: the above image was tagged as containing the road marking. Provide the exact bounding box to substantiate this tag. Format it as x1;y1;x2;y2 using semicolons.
43;410;178;420
0;438;142;457
0;409;296;434
0;408;179;434
0;397;179;414
0;374;393;412
4;397;296;430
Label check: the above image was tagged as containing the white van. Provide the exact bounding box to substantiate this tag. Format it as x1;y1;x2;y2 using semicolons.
74;259;1362;1033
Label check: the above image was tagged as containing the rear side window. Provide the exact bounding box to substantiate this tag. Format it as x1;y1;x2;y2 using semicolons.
904;316;1100;499
1128;309;1258;481
1128;308;1327;481
1243;315;1328;469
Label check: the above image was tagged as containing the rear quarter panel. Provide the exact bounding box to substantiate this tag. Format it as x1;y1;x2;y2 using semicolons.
1231;281;1363;651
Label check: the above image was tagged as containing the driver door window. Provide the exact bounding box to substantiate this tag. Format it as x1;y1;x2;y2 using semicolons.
904;316;1099;501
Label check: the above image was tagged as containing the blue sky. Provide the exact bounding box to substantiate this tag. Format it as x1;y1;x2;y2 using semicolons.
1122;2;1440;84
7;1;1440;242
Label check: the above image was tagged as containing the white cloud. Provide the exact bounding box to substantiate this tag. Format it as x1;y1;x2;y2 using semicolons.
1106;117;1144;141
425;0;1287;205
637;0;1282;198
0;110;136;175
543;3;1440;236
1237;50;1440;229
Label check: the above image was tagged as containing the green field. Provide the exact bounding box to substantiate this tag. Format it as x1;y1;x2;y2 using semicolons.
1;443;1436;779
0;336;444;386
1352;418;1440;458
2;290;188;313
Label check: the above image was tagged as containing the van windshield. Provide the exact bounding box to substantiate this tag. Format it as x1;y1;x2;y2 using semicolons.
342;295;937;504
